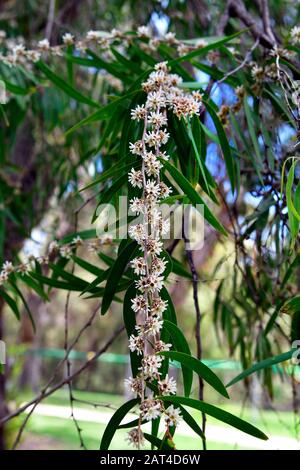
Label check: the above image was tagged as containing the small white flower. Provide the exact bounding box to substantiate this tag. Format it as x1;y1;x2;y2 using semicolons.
140;398;162;421
136;316;163;336
126;428;145;448
144;239;163;255
290;26;300;45
145;180;161;200
137;26;152;38
129;140;144;155
129;223;146;243
38;38;50;51
154;339;172;352
129;334;145;355
151;257;167;275
62;33;75;45
124;376;143;396
146;91;166;110
71;236;83;247
2;261;14;275
164;405;181;427
86;30;102;41
151;296;168;315
131;295;148;313
158;375;177;395
130;257;147;275
129;197;146;214
130;104;146;120
159;182;172;199
140;355;162;378
59;245;72;259
148;111;168;128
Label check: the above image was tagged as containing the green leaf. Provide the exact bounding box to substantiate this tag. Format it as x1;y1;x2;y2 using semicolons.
100;398;139;450
281;296;300;315
0;288;20;320
66;90;140;135
159;395;268;440
36;61;100;108
286;161;300;243
226;350;295;387
101;241;137;314
168;30;246;66
163;320;193;397
162;159;227;236
203;99;235;193
159;351;229;398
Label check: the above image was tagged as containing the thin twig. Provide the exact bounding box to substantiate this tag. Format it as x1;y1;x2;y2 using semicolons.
1;325;124;429
184;234;206;450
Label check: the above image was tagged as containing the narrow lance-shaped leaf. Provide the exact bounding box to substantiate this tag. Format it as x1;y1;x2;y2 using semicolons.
159;350;229;399
162;159;227;236
101;241;137;315
226;350;295;387
100;398;139;450
163;320;193;397
158;396;268;441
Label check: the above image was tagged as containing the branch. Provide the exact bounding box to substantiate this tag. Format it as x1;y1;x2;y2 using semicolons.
184;235;206;450
228;0;275;48
1;325;124;428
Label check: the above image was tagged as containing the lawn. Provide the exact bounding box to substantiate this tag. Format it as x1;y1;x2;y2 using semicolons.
15;389;299;450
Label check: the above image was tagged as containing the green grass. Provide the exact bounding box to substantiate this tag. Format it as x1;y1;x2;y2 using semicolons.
18;389;299;450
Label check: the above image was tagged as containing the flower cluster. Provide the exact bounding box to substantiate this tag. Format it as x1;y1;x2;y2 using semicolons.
0;235;113;286
125;62;202;448
0;27;207;70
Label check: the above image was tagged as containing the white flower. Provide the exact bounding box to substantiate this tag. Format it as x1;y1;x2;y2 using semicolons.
130;105;146;120
129;197;146;214
13;44;26;57
148;111;168;128
159;182;172;198
59;245;72;259
151;296;168;315
38;38;50;51
129;140;144;155
136;273;163;293
154;62;169;72
140;398;162;421
131;295;148;313
124;376;143;396
2;261;14;275
129;334;145;355
72;236;83;247
129;223;146;243
136;316;163;336
164;405;181;427
144;239;163;255
146;91;166;110
137;26;152;38
17;263;30;275
26;50;41;62
140;355;162;378
86;30;102;41
130;257;147;275
145;180;161;200
143;151;162;176
126;428;145;448
154;339;172;352
62;33;75;45
164;32;177;44
151;257;167;275
290;26;300;45
158;375;177;395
